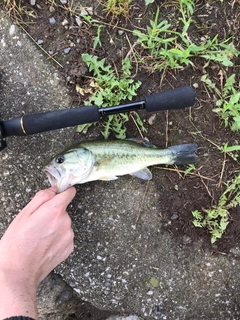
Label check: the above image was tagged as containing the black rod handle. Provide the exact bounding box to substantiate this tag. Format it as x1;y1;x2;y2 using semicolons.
1;105;100;137
145;86;195;112
0;86;195;138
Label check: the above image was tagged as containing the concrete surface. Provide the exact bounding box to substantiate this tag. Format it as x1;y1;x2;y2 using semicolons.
1;9;240;320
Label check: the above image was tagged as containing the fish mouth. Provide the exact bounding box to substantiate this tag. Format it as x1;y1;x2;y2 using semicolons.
43;166;61;188
43;166;72;193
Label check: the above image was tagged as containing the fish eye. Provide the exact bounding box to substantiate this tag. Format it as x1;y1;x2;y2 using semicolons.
55;156;65;164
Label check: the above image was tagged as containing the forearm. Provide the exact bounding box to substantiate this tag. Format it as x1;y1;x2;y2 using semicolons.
0;273;38;319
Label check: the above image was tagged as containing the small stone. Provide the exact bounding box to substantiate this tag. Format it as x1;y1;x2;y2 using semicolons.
60;0;67;3
49;17;56;25
62;19;69;26
49;5;55;12
81;7;93;16
30;0;36;5
9;25;15;36
171;214;179;220
148;114;156;125
193;83;199;88
75;16;82;27
147;290;153;295
118;30;124;36
64;47;71;54
37;39;44;45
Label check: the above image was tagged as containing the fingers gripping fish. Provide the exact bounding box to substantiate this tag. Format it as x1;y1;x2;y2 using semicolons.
43;139;199;193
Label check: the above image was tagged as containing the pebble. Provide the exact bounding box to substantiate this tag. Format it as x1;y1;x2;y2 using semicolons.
75;16;83;27
37;39;44;45
171;214;179;220
148;114;156;125
9;25;15;36
64;47;71;54
193;83;199;88
30;0;36;5
49;17;56;25
62;19;69;26
81;7;93;16
60;0;68;3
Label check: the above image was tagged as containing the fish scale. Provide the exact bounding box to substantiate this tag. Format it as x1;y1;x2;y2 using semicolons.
79;140;171;166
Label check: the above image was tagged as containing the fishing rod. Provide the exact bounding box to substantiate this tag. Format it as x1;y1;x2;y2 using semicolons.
0;86;195;150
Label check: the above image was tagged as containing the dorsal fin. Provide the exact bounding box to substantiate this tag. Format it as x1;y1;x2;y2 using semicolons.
126;138;157;148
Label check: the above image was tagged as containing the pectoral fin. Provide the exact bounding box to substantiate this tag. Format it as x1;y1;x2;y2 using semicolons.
130;168;152;180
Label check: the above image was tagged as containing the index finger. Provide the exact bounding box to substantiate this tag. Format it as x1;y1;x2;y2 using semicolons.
19;187;58;218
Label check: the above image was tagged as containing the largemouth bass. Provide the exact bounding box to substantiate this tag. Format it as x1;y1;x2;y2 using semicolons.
43;139;198;193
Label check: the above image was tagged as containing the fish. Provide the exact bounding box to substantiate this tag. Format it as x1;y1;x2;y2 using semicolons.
43;138;199;193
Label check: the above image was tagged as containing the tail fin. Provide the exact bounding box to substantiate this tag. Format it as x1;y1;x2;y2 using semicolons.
168;144;199;165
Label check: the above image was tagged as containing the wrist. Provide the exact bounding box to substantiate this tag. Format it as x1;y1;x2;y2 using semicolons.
0;270;38;319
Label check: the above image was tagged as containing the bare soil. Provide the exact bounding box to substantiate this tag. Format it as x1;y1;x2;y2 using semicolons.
3;0;240;318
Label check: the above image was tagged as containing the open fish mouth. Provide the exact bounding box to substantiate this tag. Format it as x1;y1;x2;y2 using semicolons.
43;166;74;193
43;166;62;188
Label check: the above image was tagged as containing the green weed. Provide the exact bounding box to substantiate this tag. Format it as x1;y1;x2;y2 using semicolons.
192;174;240;244
102;0;132;17
93;25;102;49
201;74;240;131
179;0;195;21
78;53;142;139
183;164;196;176
133;4;238;71
3;0;36;22
221;143;240;162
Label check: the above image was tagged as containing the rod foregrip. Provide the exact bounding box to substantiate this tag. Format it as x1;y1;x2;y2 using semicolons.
144;86;195;112
2;105;100;137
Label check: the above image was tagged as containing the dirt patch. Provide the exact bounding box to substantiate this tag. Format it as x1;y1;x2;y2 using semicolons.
2;0;240;318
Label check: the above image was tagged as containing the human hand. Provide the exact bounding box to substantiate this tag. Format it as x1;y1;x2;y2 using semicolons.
0;186;76;319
